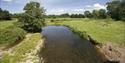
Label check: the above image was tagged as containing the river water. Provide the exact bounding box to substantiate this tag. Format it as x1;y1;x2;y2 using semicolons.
39;26;105;63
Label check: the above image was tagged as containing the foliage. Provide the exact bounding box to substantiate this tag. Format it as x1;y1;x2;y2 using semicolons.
0;8;11;20
46;13;84;18
60;13;70;17
92;9;107;19
18;2;45;32
98;9;107;19
0;26;26;45
0;33;42;63
107;0;125;21
92;10;99;19
70;14;85;18
84;11;93;18
12;13;22;18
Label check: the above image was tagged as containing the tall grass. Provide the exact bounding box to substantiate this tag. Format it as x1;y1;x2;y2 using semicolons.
0;19;26;46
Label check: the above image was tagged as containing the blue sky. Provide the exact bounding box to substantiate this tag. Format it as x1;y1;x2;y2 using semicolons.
0;0;110;15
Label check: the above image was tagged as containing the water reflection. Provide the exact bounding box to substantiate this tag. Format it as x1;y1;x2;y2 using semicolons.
39;26;105;63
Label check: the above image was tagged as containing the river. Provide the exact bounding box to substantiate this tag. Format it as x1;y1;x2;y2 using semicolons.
39;26;105;63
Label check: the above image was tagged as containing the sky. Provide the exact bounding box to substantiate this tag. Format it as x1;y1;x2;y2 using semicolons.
0;0;110;15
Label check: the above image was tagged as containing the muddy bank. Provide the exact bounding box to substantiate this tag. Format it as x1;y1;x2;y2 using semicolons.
39;26;106;63
97;43;125;63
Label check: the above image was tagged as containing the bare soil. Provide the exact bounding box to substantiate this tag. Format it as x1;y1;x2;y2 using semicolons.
97;43;125;63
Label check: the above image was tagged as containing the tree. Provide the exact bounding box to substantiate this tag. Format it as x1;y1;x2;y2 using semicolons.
119;1;125;21
98;9;107;19
70;14;84;18
84;11;92;18
92;10;99;19
107;0;125;21
60;13;70;17
92;9;107;19
18;2;45;32
0;8;11;20
12;13;22;18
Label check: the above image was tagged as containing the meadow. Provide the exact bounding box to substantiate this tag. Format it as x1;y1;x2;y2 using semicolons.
0;19;17;29
47;18;125;46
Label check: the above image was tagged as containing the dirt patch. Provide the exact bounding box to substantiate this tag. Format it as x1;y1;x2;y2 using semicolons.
97;43;125;63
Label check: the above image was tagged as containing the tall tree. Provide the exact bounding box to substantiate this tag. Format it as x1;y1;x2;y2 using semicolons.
18;2;45;32
92;10;99;19
107;0;125;21
98;9;107;19
84;11;92;18
0;8;11;20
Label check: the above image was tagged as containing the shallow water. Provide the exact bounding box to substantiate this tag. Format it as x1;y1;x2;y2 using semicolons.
39;26;104;63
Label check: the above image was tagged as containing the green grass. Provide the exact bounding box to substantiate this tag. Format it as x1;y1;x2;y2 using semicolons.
0;19;17;29
0;19;26;46
0;33;42;63
47;18;125;46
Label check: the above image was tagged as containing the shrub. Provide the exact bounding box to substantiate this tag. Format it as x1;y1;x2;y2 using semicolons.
18;2;45;32
0;26;26;45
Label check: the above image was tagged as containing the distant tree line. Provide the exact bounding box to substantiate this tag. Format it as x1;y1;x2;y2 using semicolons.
46;13;85;18
46;0;125;21
84;9;107;19
0;8;11;20
84;0;125;21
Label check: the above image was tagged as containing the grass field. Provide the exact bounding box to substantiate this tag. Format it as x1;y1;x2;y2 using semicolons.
47;18;125;46
0;19;17;29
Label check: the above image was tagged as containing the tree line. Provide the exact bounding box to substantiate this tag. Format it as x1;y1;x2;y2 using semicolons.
46;13;85;18
0;8;11;20
46;0;125;21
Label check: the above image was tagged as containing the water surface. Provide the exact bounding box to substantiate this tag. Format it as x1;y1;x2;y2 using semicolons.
39;26;104;63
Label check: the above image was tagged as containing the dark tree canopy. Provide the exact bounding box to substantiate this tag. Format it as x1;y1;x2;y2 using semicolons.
92;10;99;19
107;0;125;21
18;2;45;32
70;14;84;18
98;9;107;19
92;9;107;19
84;11;92;18
0;8;11;20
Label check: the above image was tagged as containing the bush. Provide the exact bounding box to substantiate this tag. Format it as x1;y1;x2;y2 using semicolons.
18;2;45;32
18;13;45;32
0;26;26;45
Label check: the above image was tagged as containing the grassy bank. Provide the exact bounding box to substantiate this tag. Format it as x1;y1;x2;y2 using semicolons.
0;33;43;63
0;19;26;46
47;18;125;46
0;19;17;29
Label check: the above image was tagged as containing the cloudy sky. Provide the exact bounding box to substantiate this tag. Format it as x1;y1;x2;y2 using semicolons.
0;0;110;15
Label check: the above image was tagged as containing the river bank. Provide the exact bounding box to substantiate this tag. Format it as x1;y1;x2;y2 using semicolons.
0;33;44;63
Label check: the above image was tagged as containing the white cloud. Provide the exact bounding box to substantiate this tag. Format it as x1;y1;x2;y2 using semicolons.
93;3;106;9
46;8;85;15
84;3;106;12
